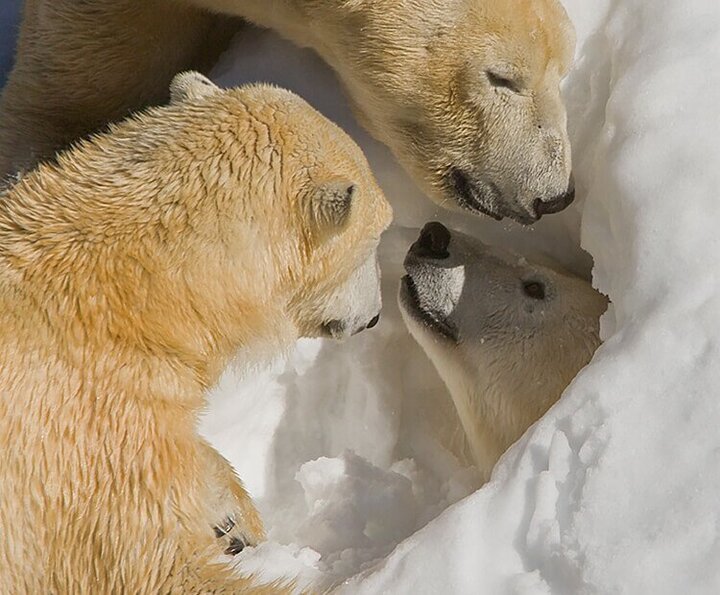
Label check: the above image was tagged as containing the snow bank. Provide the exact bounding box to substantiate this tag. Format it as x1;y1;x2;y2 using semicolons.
202;1;720;592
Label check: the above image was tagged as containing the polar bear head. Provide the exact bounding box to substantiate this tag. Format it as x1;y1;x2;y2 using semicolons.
165;73;393;346
398;222;606;478
300;0;576;224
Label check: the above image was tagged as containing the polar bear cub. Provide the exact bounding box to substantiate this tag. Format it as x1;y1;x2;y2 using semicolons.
399;222;607;481
0;72;391;593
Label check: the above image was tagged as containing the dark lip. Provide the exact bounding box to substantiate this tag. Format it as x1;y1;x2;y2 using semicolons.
449;168;504;220
447;168;538;225
399;275;458;342
533;187;576;217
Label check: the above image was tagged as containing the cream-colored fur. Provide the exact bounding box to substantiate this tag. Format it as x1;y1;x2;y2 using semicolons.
0;0;576;223
0;73;391;593
399;223;606;482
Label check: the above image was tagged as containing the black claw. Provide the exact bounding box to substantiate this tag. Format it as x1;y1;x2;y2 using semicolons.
212;516;236;538
224;536;246;556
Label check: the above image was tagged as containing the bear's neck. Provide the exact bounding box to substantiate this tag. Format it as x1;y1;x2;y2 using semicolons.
0;289;212;412
451;388;508;483
436;361;520;481
0;236;221;427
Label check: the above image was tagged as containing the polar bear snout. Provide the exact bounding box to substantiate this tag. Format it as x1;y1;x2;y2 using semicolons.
446;168;575;225
534;183;576;218
322;311;381;339
315;251;384;340
409;222;451;261
399;224;466;342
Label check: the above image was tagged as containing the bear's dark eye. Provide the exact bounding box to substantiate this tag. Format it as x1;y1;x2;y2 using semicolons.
486;71;520;93
523;280;545;300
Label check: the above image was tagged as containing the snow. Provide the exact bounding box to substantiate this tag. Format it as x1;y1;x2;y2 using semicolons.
200;0;720;592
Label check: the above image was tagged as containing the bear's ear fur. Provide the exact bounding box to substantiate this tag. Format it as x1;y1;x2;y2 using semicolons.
309;180;355;236
169;71;220;104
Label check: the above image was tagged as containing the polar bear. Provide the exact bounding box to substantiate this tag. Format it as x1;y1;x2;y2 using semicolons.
398;222;607;481
0;72;391;593
0;0;576;223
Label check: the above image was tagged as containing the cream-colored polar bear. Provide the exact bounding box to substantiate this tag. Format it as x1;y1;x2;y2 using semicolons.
0;72;391;593
0;0;576;223
399;222;606;481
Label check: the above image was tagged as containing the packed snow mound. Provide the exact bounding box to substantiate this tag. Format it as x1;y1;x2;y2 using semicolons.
201;0;720;592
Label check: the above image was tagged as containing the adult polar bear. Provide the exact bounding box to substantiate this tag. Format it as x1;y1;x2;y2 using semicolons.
0;0;576;224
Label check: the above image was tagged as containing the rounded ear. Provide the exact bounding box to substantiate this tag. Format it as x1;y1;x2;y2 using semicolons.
309;180;355;237
169;71;220;104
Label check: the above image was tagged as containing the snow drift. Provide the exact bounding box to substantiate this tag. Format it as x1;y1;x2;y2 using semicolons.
200;0;720;592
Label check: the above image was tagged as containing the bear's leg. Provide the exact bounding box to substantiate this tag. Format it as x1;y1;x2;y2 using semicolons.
198;439;266;555
174;560;291;594
0;0;240;182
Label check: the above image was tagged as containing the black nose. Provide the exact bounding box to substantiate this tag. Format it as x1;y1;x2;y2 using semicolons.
366;314;380;329
410;221;451;259
534;184;576;218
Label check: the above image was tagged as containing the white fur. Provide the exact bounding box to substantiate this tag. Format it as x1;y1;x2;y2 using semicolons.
399;226;607;481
